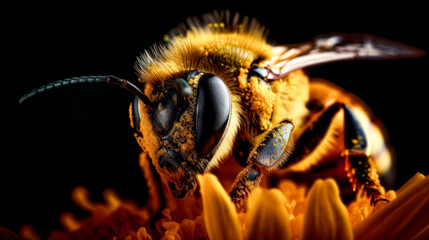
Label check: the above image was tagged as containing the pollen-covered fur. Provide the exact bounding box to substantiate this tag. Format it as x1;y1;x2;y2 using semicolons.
135;11;272;88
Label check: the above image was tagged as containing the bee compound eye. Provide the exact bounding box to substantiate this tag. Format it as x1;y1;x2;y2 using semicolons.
132;96;142;133
195;73;231;156
249;67;268;79
152;94;177;135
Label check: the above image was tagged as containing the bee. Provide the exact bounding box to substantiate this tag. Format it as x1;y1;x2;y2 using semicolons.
20;11;423;210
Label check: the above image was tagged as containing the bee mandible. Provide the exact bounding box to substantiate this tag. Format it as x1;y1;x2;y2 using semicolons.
19;12;423;209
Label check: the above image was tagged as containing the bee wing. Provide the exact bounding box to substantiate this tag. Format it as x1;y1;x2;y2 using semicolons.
265;33;424;80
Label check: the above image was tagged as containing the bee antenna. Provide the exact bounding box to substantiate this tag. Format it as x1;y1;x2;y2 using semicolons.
19;75;153;107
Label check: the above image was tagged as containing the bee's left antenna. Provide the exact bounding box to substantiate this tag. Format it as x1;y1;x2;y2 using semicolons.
19;75;153;107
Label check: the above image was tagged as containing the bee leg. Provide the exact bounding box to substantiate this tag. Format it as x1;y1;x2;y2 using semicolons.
229;164;264;208
229;120;294;208
342;104;386;205
281;102;386;205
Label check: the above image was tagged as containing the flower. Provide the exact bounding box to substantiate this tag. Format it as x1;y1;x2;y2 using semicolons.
301;178;353;240
197;173;429;240
17;172;429;240
353;173;429;240
199;174;242;240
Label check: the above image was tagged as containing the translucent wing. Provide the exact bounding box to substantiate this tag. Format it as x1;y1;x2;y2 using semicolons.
264;33;424;80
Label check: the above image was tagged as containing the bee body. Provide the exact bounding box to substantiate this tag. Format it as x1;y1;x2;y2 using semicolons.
20;11;422;209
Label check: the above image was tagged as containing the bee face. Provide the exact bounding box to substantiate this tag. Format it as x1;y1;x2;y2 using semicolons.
133;70;235;198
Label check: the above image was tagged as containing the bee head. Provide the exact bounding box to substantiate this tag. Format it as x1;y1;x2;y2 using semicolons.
131;71;235;198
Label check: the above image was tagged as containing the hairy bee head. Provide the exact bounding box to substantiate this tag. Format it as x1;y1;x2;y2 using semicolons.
130;11;284;198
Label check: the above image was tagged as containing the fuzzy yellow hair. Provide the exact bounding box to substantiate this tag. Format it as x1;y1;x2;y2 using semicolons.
135;11;273;87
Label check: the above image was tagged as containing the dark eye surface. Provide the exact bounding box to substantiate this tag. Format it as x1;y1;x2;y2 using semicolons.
195;73;231;156
249;67;268;79
131;96;142;133
152;93;177;135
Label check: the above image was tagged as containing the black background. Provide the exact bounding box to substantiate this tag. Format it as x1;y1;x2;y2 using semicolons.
3;2;428;238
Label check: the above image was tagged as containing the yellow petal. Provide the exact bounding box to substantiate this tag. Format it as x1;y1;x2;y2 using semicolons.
302;178;353;240
396;172;425;196
246;188;291;240
354;174;429;240
197;174;242;240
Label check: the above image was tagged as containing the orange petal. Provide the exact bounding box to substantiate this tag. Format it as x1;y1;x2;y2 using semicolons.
18;225;41;240
302;178;353;240
246;188;291;240
136;227;153;240
162;221;181;240
354;174;429;240
290;214;304;240
197;174;242;240
410;224;429;240
59;212;80;232
102;188;122;210
71;186;94;211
